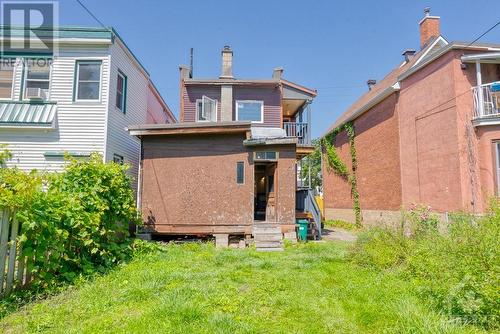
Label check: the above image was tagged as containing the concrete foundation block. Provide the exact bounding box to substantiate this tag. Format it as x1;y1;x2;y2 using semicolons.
136;233;152;241
214;234;229;248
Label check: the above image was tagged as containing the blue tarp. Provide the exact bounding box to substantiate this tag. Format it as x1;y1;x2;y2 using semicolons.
491;82;500;92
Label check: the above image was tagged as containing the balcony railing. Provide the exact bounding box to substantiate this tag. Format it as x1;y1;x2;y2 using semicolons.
472;82;500;119
283;122;311;145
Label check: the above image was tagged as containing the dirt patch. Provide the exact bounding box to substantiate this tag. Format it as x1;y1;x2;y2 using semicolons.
321;227;357;242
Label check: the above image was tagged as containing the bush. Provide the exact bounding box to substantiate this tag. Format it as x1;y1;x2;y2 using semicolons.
350;203;500;330
0;153;139;290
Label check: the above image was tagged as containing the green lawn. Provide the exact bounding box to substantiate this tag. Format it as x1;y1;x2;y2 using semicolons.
0;241;488;334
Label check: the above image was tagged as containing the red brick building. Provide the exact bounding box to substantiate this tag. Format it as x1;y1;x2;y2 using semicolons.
323;9;500;224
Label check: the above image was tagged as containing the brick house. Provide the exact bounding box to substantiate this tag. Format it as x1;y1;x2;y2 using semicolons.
323;9;500;224
128;47;320;247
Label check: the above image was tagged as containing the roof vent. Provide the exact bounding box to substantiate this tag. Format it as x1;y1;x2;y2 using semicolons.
402;49;417;62
367;79;377;91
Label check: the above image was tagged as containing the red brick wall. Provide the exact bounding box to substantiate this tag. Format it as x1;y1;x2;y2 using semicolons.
323;93;402;211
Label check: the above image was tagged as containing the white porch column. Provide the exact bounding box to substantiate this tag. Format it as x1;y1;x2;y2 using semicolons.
476;61;484;117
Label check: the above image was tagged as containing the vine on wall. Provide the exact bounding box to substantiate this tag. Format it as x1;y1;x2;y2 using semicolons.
322;121;362;226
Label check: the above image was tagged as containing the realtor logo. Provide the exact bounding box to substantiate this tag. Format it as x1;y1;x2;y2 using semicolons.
0;1;59;56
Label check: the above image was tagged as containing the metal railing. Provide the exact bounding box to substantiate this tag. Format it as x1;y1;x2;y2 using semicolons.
296;188;322;239
283;122;311;145
472;82;500;119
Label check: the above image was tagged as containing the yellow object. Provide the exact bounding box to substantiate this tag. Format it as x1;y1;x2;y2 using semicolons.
315;195;325;221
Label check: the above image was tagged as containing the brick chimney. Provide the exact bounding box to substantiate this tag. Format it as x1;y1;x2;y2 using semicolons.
220;45;233;79
419;7;440;49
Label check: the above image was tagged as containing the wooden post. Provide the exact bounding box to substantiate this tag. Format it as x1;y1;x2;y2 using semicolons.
0;210;10;293
5;214;19;294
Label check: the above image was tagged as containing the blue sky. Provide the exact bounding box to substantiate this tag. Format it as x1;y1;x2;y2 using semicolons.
59;0;500;138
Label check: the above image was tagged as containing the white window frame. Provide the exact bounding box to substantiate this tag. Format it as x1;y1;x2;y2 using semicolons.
235;100;264;123
0;58;15;101
113;153;124;164
195;96;217;122
75;60;102;102
116;70;127;113
23;59;52;101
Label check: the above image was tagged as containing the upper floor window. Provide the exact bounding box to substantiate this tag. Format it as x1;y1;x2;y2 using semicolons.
196;95;217;122
236;100;263;123
25;60;50;100
75;60;101;101
0;59;14;99
116;71;127;113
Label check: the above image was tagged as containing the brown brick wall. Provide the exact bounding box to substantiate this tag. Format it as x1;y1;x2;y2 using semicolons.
140;133;296;234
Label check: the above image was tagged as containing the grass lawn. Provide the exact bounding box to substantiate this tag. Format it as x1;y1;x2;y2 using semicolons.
0;241;489;334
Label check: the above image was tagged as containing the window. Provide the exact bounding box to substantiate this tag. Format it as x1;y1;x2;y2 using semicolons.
113;154;124;164
116;71;127;112
0;59;14;99
196;95;217;122
25;60;51;100
236;100;263;123
236;161;244;184
75;61;101;101
254;151;278;161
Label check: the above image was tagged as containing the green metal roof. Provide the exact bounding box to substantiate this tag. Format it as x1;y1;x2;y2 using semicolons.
0;25;113;41
0;102;57;128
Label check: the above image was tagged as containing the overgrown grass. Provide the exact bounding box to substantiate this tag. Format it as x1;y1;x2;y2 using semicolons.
0;241;488;334
324;219;360;231
351;204;500;330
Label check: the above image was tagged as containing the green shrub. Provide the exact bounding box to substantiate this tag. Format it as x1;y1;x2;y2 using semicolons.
350;202;500;330
0;153;139;290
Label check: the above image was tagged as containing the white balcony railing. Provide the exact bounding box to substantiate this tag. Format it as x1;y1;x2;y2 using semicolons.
472;82;500;119
283;122;310;145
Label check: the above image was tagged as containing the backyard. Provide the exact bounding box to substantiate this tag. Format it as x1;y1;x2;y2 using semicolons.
0;239;490;334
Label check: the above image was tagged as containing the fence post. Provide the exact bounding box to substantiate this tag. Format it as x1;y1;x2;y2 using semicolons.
5;213;19;295
0;209;10;294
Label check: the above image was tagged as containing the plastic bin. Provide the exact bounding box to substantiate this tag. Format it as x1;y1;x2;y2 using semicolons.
296;219;308;241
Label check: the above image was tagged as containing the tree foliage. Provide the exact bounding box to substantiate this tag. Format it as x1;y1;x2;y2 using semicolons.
300;139;322;190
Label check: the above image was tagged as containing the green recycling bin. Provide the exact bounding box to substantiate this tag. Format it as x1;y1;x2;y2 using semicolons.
296;219;308;241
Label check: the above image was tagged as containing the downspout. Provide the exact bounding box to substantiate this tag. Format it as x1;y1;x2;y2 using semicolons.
135;137;143;233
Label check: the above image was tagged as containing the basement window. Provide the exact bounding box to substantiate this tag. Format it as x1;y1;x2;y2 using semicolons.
236;161;244;184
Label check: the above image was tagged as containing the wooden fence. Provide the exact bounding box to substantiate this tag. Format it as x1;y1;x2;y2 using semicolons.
0;209;31;297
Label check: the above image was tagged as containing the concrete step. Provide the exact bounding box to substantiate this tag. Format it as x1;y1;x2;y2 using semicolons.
255;241;283;248
252;227;281;234
254;234;283;242
256;247;284;252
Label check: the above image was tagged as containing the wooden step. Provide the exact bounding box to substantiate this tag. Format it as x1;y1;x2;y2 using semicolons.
252;227;281;234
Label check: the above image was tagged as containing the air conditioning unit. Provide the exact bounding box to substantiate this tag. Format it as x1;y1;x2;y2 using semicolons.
25;87;46;100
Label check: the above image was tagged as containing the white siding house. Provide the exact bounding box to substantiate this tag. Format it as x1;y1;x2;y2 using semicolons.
0;27;176;191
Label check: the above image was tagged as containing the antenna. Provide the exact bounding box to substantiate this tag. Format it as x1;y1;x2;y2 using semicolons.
189;48;194;78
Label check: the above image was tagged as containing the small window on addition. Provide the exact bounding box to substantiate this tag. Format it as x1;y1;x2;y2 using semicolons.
254;151;278;161
236;161;244;184
113;154;124;164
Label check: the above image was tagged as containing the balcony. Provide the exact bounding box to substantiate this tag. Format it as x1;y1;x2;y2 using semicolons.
472;82;500;125
283;122;311;146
